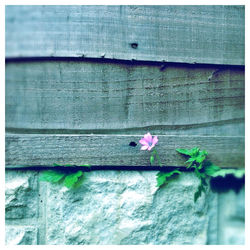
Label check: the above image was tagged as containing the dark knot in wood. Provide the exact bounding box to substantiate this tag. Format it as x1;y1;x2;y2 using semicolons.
130;43;138;49
129;141;137;147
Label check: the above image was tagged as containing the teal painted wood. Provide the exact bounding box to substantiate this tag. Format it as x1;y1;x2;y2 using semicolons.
5;134;244;168
5;61;245;135
5;5;244;65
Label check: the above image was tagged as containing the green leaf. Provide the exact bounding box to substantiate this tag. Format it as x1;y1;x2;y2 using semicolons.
72;174;85;188
191;147;200;157
156;174;168;187
53;163;61;167
64;170;83;188
195;150;208;164
202;178;208;186
200;150;208;156
156;170;182;187
185;157;195;168
197;163;203;170
176;148;192;156
79;164;91;168
150;155;155;165
39;170;66;183
194;189;201;202
185;157;195;163
204;164;221;177
194;183;205;202
194;168;201;178
210;169;245;178
195;154;206;164
231;169;245;178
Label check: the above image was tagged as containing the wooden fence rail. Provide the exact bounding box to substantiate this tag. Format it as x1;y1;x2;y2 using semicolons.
5;6;245;169
6;5;244;65
5;134;244;168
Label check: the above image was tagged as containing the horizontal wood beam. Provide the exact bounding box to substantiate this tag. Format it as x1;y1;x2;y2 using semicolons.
5;61;244;136
5;134;244;168
5;5;244;65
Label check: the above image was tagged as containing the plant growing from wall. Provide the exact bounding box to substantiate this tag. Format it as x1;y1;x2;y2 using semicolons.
139;133;245;202
176;147;218;202
138;132;182;188
177;147;244;201
39;163;91;188
40;132;244;202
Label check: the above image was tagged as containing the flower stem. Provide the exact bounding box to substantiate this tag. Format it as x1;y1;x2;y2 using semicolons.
152;148;162;167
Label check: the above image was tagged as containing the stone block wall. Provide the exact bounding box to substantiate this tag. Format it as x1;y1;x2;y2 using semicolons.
5;170;245;245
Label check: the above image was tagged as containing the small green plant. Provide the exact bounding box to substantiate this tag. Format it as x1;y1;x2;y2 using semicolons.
39;135;244;199
176;147;210;202
138;132;245;202
39;163;91;188
176;147;245;202
156;169;182;188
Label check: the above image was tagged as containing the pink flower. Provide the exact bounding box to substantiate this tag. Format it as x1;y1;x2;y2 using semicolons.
139;132;158;151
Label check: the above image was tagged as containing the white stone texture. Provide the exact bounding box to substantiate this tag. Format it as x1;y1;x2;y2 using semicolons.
5;170;245;245
46;171;209;245
5;226;38;245
206;191;219;244
218;188;245;244
5;171;39;219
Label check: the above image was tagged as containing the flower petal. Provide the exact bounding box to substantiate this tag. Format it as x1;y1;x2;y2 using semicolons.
141;145;149;150
152;136;158;145
147;145;155;151
144;133;152;143
139;138;149;146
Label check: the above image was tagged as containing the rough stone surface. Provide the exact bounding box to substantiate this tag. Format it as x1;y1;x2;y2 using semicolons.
5;226;38;245
206;191;219;244
5;170;39;219
5;170;245;245
218;188;245;244
46;171;209;245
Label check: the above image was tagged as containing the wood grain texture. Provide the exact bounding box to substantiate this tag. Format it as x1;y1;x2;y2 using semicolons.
5;5;244;65
5;134;244;168
5;60;244;136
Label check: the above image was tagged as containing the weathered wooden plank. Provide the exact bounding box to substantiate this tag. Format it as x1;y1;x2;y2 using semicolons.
5;134;244;168
5;60;245;136
5;5;244;65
